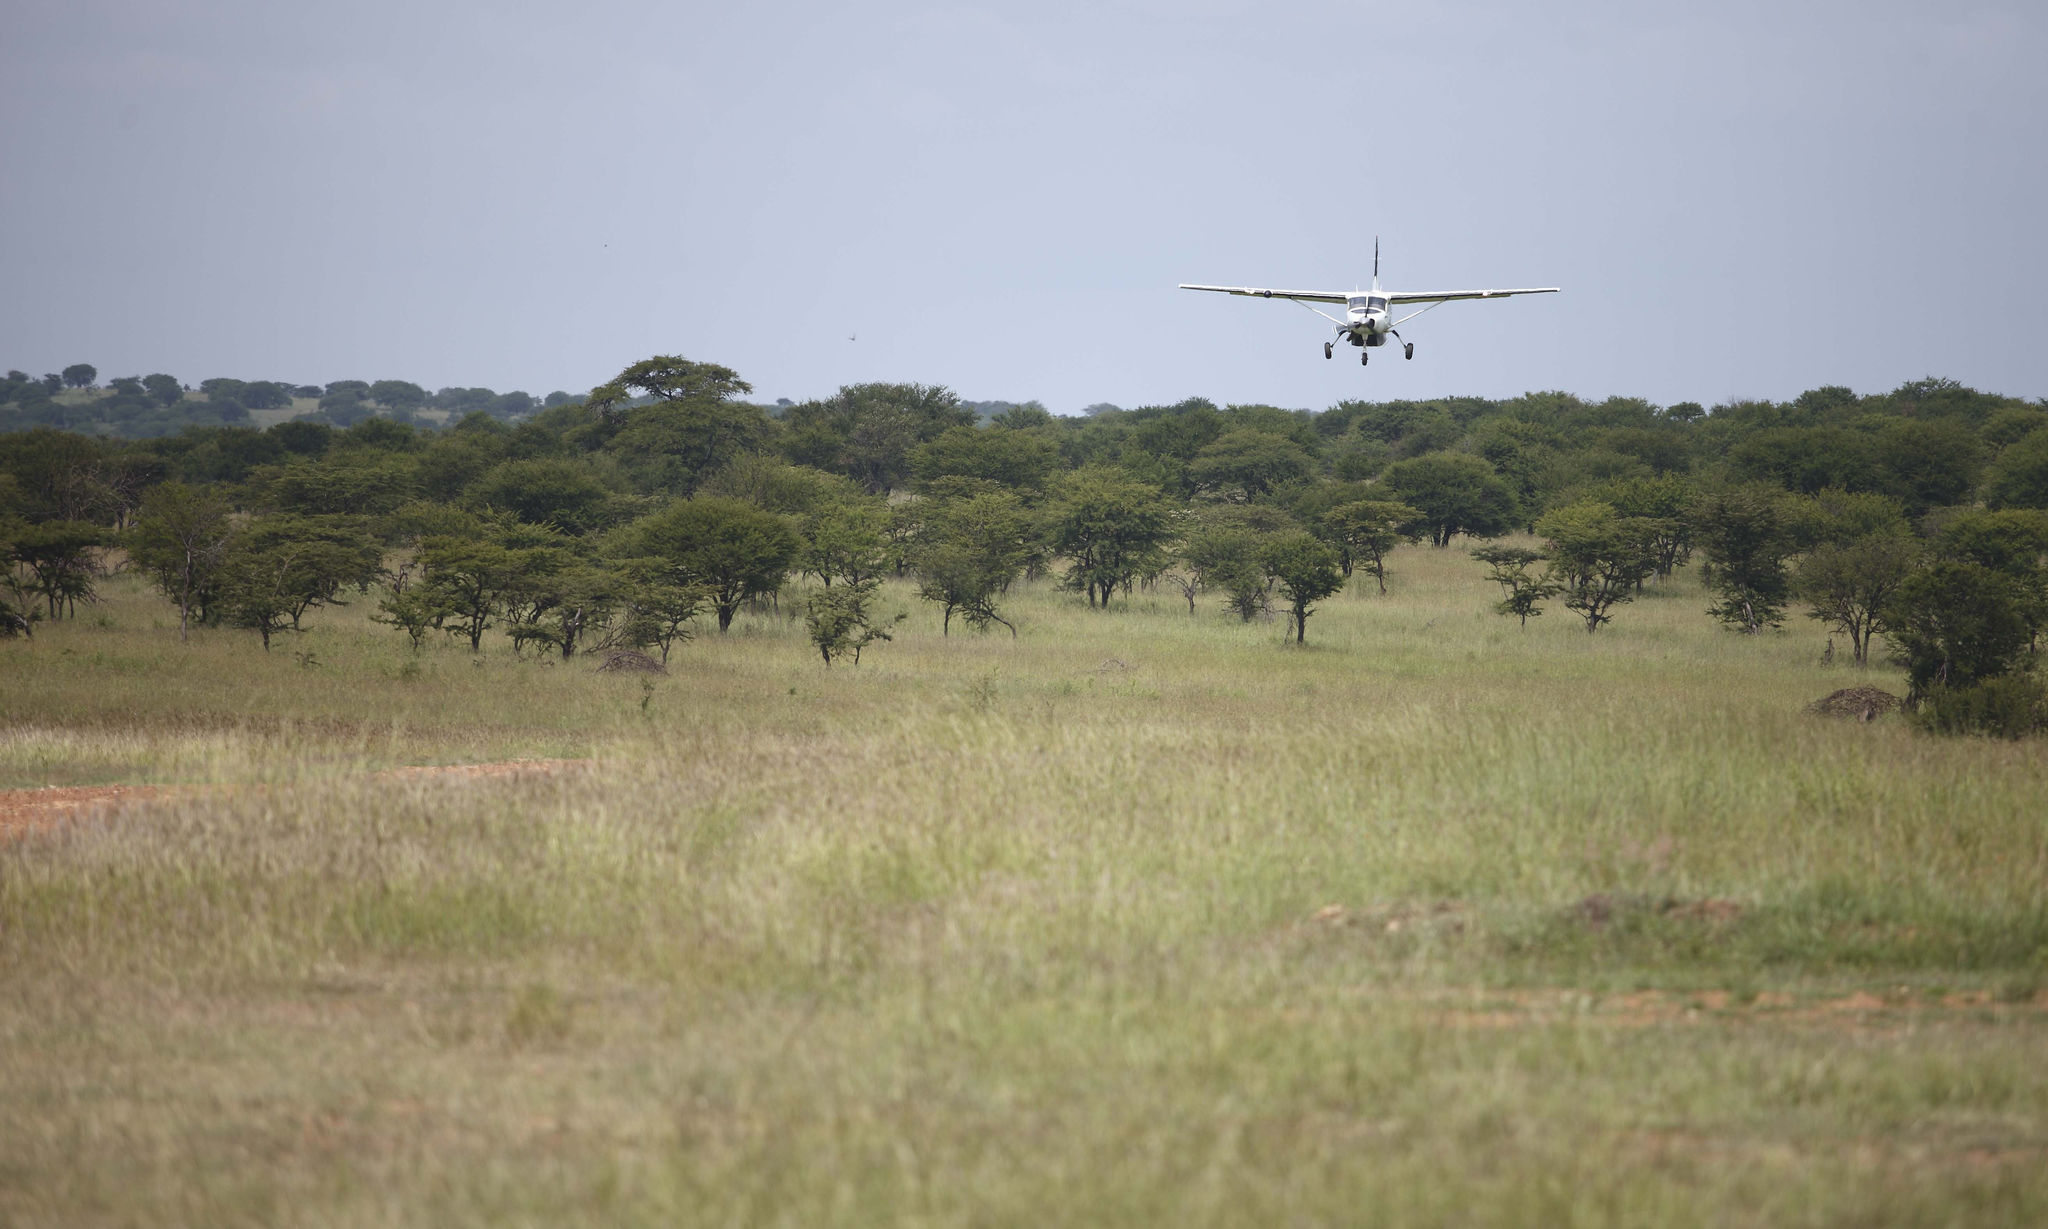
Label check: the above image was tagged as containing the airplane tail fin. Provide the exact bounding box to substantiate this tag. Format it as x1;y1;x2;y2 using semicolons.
1373;237;1380;290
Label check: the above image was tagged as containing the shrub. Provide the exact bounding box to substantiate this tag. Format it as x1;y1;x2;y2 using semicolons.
1912;673;2048;739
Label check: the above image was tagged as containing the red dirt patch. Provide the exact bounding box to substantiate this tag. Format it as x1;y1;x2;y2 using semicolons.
0;759;586;842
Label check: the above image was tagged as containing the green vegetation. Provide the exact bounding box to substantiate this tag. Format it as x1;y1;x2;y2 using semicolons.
4;359;2048;1222
4;557;2047;1225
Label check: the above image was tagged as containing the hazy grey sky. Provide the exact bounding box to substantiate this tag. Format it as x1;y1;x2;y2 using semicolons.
4;1;2043;413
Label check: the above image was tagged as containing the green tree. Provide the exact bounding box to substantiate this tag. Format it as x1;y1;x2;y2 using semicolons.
1596;475;1693;580
1471;545;1559;627
609;559;706;664
596;357;773;495
1179;523;1269;621
913;490;1034;635
501;547;618;659
219;539;305;650
262;453;420;517
466;458;615;532
142;373;183;407
617;497;799;631
1884;562;2033;701
1934;508;2048;651
369;380;429;415
374;583;447;652
1537;500;1656;633
799;496;893;587
1794;531;1920;666
1874;417;1981;514
416;537;515;652
1047;466;1173;609
8;519;104;619
1188;429;1315;503
1692;485;1797;633
1383;453;1518;546
782;383;976;494
1325;499;1419;594
61;364;96;390
805;577;901;665
910;425;1060;493
129;482;236;641
239;381;292;410
1728;426;1877;495
1981;429;2048;511
200;377;247;405
0;513;46;636
230;515;383;632
1263;530;1345;643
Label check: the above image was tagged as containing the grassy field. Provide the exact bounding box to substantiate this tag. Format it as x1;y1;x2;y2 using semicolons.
3;547;2045;1226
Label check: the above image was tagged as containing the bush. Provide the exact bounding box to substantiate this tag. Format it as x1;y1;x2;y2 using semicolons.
1912;673;2048;739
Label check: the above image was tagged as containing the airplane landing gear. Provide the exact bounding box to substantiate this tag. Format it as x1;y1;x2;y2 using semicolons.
1404;343;1414;360
1324;341;1333;360
1360;349;1369;366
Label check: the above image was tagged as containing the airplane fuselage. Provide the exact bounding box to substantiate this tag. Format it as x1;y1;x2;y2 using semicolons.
1344;292;1390;344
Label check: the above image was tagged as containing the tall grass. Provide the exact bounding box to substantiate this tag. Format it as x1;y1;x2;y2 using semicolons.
3;551;2044;1225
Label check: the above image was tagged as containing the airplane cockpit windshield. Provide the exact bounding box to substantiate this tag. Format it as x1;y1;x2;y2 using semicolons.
1368;296;1387;312
1349;296;1388;313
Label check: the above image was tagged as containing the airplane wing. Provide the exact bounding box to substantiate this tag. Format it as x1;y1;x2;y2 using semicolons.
1179;284;1348;304
1386;287;1560;304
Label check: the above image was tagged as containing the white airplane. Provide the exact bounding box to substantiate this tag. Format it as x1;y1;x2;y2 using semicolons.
1180;241;1558;365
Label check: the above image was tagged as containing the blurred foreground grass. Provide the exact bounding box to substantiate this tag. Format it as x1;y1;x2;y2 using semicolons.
3;554;2045;1225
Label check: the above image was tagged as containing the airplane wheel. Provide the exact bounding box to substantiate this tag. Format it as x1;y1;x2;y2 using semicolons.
1324;342;1333;360
1360;351;1369;366
1404;343;1414;360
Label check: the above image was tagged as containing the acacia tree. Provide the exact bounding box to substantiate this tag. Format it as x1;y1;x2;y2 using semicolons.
1326;499;1419;594
608;558;706;664
1383;453;1518;547
1884;561;2033;701
499;545;620;659
1048;466;1172;609
805;577;901;665
1471;544;1559;627
800;496;893;587
1692;484;1797;634
374;583;447;652
913;490;1033;635
219;539;304;650
1934;509;2048;652
1188;429;1315;503
1982;429;2048;511
1190;529;1269;620
416;537;515;652
1599;475;1693;581
1264;530;1345;643
129;482;236;641
1537;500;1656;633
1;517;44;636
1794;531;1919;665
232;515;383;632
618;496;798;631
142;373;183;407
588;356;771;496
9;519;104;619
